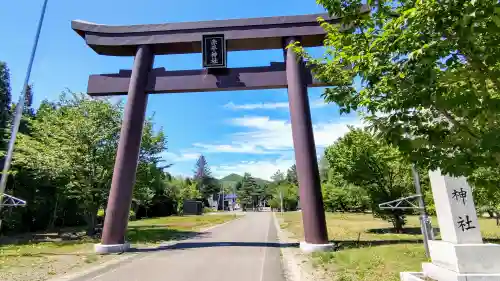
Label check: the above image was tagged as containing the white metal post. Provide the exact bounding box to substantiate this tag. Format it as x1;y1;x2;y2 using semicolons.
412;164;433;257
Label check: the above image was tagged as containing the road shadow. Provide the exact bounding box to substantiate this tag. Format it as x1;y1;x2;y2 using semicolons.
0;235;98;248
1;227;204;257
130;241;299;253
0;251;112;258
332;239;422;250
367;227;441;235
332;238;500;251
126;226;204;244
0;227;94;246
485;238;500;244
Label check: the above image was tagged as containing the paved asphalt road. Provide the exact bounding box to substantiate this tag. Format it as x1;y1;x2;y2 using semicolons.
78;212;287;281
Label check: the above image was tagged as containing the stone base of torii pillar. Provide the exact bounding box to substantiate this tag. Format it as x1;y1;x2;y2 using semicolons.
401;170;500;281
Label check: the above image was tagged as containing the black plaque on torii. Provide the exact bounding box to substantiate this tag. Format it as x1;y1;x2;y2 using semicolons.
202;34;226;68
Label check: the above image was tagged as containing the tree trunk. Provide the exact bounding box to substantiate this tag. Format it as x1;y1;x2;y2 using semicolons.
132;203;139;221
393;213;404;233
84;207;98;236
47;195;59;230
487;210;495;218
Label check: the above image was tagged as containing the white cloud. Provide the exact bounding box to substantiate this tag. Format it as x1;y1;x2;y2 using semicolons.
224;101;289;110
223;99;328;110
192;143;274;154
211;158;296;180
193;116;364;155
165;115;365;179
161;151;200;163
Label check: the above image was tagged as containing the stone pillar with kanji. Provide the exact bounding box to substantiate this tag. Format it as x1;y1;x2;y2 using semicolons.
400;170;500;281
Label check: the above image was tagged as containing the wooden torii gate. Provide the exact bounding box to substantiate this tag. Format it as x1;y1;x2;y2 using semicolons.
72;13;343;253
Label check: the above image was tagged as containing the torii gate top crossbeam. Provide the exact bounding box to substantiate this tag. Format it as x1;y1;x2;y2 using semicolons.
71;13;343;56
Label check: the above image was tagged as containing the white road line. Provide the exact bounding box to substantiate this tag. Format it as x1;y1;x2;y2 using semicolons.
259;213;271;281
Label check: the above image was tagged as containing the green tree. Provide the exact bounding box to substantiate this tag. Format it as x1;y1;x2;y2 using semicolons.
251;183;265;210
275;183;299;211
325;128;413;232
469;167;500;217
322;181;370;213
17;84;36;135
14;92;122;234
169;176;201;215
194;155;210;181
260;183;274;206
271;170;285;184
133;118;168;216
237;173;258;211
193;155;219;199
319;155;329;184
0;61;11;151
269;169;300;212
268;197;280;210
286;164;298;186
293;0;500;180
133;163;164;217
13;93;169;233
234;180;242;192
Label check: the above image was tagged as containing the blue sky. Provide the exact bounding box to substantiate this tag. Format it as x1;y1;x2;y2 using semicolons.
1;0;361;180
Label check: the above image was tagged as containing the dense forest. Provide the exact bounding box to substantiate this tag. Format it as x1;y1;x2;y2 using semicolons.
0;62;226;235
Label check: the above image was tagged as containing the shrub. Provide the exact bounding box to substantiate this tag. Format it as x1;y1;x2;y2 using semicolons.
203;207;216;213
129;209;136;221
96;208;136;222
322;183;370;212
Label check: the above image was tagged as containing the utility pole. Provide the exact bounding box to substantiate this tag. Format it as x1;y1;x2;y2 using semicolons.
233;184;236;211
221;185;224;212
279;187;284;215
0;0;49;230
412;164;434;257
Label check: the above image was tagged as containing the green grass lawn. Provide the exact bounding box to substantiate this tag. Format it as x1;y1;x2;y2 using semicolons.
0;214;237;281
279;212;500;281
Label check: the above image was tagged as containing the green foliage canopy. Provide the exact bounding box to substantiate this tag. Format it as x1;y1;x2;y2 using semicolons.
293;0;500;179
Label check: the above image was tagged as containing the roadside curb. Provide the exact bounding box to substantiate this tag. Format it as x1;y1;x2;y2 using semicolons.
272;212;310;281
48;214;244;281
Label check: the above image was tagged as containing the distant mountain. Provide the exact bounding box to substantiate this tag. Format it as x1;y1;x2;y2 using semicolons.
219;173;270;189
220;173;243;183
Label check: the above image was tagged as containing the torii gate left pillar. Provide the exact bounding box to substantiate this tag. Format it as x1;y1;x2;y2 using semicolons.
99;45;154;251
71;12;363;254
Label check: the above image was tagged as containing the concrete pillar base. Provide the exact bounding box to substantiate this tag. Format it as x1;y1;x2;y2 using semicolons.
94;243;130;254
299;241;335;253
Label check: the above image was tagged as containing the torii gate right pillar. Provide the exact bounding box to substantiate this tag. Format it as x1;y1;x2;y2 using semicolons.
284;37;332;252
